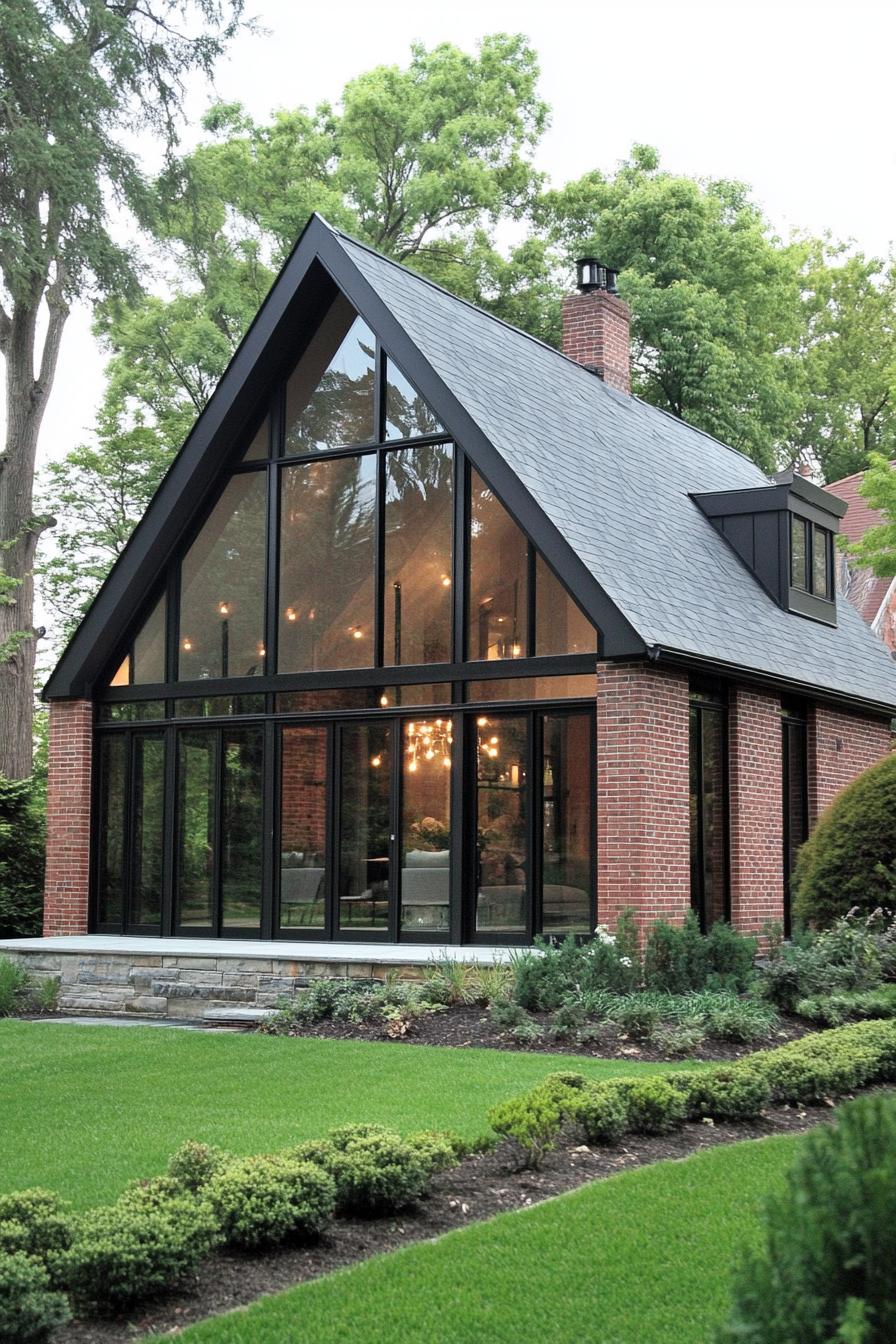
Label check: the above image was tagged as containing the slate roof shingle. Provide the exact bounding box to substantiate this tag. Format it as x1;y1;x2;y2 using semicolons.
334;224;896;711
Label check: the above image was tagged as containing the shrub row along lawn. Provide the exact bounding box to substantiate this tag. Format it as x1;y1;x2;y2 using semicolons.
0;1022;680;1208
148;1135;802;1344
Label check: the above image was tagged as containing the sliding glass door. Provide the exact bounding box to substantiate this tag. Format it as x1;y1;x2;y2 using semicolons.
95;729;165;933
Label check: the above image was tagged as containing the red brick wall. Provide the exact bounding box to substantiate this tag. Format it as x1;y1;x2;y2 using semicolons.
561;290;631;393
808;703;891;822
43;700;93;936
728;688;784;932
595;662;691;933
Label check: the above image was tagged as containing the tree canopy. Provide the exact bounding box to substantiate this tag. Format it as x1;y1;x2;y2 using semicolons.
0;0;245;777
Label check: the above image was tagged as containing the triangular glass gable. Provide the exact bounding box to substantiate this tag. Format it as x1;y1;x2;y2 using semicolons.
107;593;167;687
469;467;598;659
284;294;376;455
384;357;443;440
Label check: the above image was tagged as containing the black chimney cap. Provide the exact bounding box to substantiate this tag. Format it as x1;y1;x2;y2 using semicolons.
576;257;619;294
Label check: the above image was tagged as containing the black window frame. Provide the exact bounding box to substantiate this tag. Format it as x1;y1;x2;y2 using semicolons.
781;697;809;938
688;679;730;932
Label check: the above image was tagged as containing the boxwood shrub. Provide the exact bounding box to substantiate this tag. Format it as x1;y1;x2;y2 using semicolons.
0;1251;70;1343
577;1082;629;1144
0;1189;74;1265
60;1193;220;1309
718;1092;896;1343
166;1140;231;1192
207;1155;335;1249
610;1077;686;1134
670;1065;770;1122
792;753;896;926
322;1126;437;1211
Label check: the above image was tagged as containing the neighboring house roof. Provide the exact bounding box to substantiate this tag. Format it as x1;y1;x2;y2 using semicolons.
44;215;896;714
825;467;894;625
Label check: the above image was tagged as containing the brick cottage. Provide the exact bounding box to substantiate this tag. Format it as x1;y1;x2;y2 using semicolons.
14;215;896;1005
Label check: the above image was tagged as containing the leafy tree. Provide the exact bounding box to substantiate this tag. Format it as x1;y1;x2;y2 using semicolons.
842;452;896;576
39;34;553;648
791;248;896;483
540;145;808;471
0;0;246;779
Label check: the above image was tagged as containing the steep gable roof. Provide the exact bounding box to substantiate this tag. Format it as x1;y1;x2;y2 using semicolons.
45;215;896;713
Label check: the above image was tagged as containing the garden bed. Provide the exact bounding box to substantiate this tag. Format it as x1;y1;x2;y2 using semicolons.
56;1099;837;1344
263;1002;814;1061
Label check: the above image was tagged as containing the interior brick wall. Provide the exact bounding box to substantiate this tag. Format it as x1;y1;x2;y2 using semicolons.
808;703;892;822
595;662;691;934
727;687;784;932
43;699;93;936
561;290;631;393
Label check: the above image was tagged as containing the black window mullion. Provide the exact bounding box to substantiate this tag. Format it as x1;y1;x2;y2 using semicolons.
453;449;468;664
526;545;537;659
448;708;464;945
120;732;135;932
374;339;385;442
161;723;177;936
212;729;224;938
389;715;401;942
529;710;541;940
166;567;180;685
330;722;343;936
374;449;386;668
260;716;276;939
589;709;598;932
265;464;281;677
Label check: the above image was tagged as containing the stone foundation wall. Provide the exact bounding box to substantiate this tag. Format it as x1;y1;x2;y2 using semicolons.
7;950;423;1019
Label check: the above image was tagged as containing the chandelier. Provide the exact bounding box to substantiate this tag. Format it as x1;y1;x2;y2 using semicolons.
375;716;501;773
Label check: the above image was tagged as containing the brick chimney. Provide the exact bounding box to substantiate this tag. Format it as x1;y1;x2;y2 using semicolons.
561;258;631;394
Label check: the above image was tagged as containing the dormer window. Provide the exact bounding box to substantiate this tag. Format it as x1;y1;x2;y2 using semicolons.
791;517;833;601
692;471;845;628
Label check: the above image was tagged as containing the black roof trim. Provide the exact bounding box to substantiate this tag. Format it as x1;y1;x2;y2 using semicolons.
44;215;644;699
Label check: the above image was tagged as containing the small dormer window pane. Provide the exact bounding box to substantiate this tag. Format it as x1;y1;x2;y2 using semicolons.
790;516;809;590
813;524;831;599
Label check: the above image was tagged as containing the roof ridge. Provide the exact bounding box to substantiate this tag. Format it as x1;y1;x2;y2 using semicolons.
321;216;765;477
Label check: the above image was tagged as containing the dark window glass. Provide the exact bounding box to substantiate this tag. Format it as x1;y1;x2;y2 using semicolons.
280;726;328;931
813;524;831;598
132;595;167;684
275;684;451;714
534;556;598;656
790;515;809;590
384;444;454;665
384;358;442;440
220;728;263;930
338;723;391;933
541;714;592;934
176;731;216;928
689;701;728;930
401;718;452;934
782;710;809;937
475;714;528;933
174;695;265;718
178;473;267;680
469;470;528;660
279;455;376;671
241;417;269;462
284;296;375;455
97;735;127;925
131;734;165;927
466;674;595;703
98;702;165;723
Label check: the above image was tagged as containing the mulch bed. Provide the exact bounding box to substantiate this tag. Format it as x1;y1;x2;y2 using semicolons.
57;1099;835;1344
260;1004;814;1062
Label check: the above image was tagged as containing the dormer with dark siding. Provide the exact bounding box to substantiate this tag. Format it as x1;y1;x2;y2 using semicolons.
691;473;848;627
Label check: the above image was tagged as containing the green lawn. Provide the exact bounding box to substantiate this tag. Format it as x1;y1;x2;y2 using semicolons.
0;1021;681;1208
158;1134;798;1344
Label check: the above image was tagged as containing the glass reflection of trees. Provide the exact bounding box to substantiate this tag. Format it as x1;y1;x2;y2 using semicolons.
384;444;454;666
385;358;443;440
279;455;376;671
285;296;376;455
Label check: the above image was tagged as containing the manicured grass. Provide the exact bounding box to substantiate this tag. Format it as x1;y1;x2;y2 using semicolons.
159;1135;800;1344
0;1021;681;1208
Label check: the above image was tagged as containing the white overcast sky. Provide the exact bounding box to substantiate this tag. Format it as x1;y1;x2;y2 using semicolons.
32;0;896;473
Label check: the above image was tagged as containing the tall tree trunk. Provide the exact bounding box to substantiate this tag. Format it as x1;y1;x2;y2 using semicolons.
0;296;65;780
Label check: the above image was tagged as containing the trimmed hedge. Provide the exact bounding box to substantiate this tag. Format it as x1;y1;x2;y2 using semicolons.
206;1155;335;1249
0;1251;70;1343
59;1193;220;1309
287;1126;432;1214
487;1020;896;1166
792;753;896;926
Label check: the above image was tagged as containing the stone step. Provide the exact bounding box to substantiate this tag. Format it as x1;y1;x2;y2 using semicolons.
202;1007;277;1025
